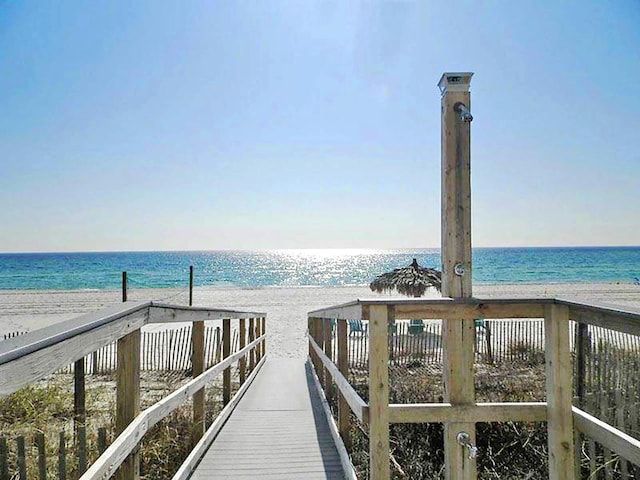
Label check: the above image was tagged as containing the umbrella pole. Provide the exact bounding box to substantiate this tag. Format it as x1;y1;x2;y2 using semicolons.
439;72;477;480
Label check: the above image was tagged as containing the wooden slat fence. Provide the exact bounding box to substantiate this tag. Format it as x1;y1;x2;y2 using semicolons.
0;427;109;480
340;317;640;478
2;331;27;340
2;326;241;374
575;324;640;479
344;319;640;370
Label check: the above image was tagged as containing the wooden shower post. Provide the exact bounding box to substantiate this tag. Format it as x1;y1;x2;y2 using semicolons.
439;72;477;480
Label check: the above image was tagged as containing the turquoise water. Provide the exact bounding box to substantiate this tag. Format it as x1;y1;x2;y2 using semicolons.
0;247;639;291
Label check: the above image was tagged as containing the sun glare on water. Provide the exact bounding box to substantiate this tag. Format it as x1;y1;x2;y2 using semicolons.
271;249;383;259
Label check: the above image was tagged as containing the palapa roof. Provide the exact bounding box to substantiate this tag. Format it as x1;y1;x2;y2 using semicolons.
369;258;442;298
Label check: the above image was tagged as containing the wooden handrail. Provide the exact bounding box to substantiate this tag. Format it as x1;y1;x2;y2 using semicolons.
559;298;640;336
308;335;368;423
0;301;151;365
80;334;266;480
309;297;640;323
308;297;554;321
308;296;640;480
0;303;266;397
573;406;640;466
148;304;266;323
388;402;547;424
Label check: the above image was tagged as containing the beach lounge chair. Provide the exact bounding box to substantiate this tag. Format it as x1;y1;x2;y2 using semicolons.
389;320;397;335
408;319;425;335
348;319;368;336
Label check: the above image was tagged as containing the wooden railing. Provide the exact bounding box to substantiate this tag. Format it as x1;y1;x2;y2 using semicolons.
308;297;640;480
0;301;267;480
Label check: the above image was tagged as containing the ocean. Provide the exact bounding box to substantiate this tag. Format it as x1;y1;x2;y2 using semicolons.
0;247;639;291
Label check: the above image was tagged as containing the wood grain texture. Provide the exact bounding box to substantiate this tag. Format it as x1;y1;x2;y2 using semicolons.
190;359;347;479
1;303;267;397
261;317;266;357
307;298;551;322
368;305;390;480
389;402;547;423
148;304;265;323
191;320;205;445
249;318;255;371
0;308;148;397
81;335;265;480
441;88;472;299
239;318;246;385
307;302;363;322
116;329;141;480
307;358;359;480
323;320;333;400
337;319;350;448
561;298;640;336
441;82;477;480
573;406;640;466
172;355;267;480
308;336;367;423
545;304;575;480
223;318;231;406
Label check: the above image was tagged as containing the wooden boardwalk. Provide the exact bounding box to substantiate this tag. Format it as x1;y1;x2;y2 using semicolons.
190;358;347;479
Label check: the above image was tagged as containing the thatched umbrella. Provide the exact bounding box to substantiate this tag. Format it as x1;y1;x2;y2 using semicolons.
369;258;441;298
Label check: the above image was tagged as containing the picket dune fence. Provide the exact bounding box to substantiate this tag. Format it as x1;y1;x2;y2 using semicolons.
3;326;240;374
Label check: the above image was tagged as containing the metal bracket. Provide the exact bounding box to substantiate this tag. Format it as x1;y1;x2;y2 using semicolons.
454;102;473;123
456;432;478;460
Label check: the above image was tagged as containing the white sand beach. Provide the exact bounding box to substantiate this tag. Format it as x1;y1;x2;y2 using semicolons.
1;283;639;359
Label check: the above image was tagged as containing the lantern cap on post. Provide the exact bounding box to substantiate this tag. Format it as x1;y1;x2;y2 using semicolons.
438;72;474;96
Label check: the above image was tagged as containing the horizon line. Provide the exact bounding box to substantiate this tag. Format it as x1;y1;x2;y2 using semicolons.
2;245;640;255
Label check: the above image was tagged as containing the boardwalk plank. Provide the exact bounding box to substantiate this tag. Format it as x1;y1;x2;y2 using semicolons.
190;358;347;479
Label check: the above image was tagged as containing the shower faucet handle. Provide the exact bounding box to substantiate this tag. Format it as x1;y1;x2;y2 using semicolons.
456;431;478;460
454;102;473;123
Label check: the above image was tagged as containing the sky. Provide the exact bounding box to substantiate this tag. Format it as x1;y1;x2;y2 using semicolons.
1;1;639;252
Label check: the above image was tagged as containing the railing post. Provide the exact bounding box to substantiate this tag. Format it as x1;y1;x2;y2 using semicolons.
337;318;351;449
122;271;128;302
239;318;246;385
223;318;231;406
115;329;140;480
249;318;255;372
575;322;588;407
188;265;194;306
317;319;326;389
255;317;262;362
116;271;139;480
308;316;313;359
323;319;334;401
261;317;266;357
545;304;575;480
369;305;390;480
308;317;320;375
192;319;205;445
74;357;86;431
439;71;477;480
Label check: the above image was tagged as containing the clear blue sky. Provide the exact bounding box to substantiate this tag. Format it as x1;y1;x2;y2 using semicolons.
1;1;639;252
